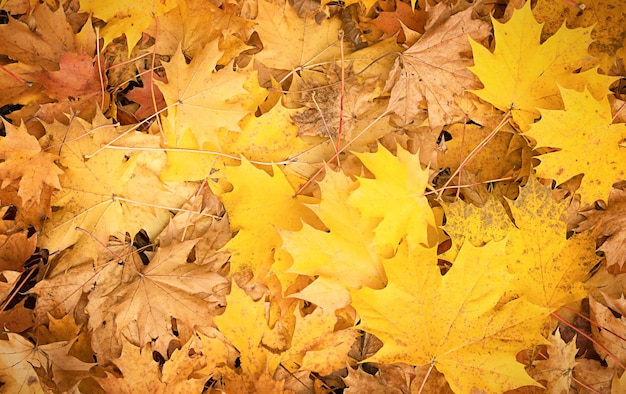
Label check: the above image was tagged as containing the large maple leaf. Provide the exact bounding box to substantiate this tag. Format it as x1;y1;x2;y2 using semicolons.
157;40;265;181
89;240;228;352
213;159;321;275
350;240;549;393
524;87;626;203
384;5;491;129
506;177;598;309
468;1;616;130
443;177;598;309
252;0;342;71
38;113;197;262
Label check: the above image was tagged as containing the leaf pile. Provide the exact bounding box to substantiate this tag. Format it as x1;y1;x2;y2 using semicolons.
1;0;625;392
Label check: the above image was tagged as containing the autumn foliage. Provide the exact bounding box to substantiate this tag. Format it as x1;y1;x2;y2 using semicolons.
1;0;626;392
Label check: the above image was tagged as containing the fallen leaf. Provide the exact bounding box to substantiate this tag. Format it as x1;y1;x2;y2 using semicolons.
577;187;626;270
531;329;578;394
0;120;62;213
351;240;549;393
469;1;616;129
385;5;490;129
506;176;599;309
252;0;342;71
80;0;178;54
524;87;626;203
33;51;108;123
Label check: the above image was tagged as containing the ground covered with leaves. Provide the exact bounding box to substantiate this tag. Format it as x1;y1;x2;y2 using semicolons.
0;0;625;392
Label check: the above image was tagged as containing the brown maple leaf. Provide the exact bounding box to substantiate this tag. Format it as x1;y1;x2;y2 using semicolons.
577;187;626;270
384;4;490;130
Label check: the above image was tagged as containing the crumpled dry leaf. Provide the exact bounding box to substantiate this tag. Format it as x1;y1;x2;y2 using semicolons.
577;187;626;270
385;4;490;130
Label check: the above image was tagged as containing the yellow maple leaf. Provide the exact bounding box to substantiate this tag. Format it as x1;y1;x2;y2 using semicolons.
252;0;342;71
213;282;278;389
506;177;599;309
79;0;178;54
349;144;436;250
468;1;616;129
158;40;262;148
525;87;626;203
532;0;626;73
0;120;62;209
280;166;387;291
157;40;266;181
351;240;549;393
214;159;320;274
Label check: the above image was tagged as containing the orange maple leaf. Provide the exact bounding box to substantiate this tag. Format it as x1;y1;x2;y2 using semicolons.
0;120;62;212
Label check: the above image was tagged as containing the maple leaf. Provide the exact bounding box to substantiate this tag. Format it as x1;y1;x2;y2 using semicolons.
279;307;358;375
280;166;387;292
0;120;62;212
149;0;253;61
0;333;92;394
531;329;578;394
157;40;266;182
0;4;77;70
157;40;257;148
33;51;108;123
0;334;46;393
350;240;549;393
589;293;626;370
214;158;320;274
38;113;197;262
95;337;208;393
444;177;598;309
506;177;599;309
125;72;166;121
532;0;626;73
468;1;616;129
90;240;228;352
384;5;491;129
252;0;342;71
213;282;278;390
524;87;626;203
79;0;178;54
349;144;436;250
576;187;626;270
